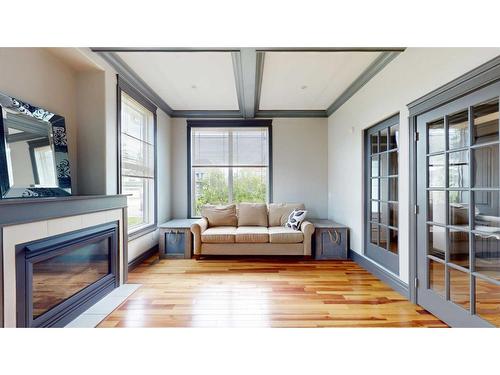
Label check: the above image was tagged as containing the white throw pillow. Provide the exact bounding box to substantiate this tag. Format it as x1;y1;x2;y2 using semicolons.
285;209;307;231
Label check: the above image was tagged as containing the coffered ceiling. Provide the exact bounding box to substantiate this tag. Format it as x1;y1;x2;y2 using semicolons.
92;48;404;118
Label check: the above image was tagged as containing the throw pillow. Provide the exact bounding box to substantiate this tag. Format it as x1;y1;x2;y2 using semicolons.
285;209;307;231
201;204;238;227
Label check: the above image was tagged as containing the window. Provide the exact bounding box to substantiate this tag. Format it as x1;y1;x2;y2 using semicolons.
365;114;400;274
119;89;156;234
188;121;272;217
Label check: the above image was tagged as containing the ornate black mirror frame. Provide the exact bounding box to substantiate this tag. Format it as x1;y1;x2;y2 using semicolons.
0;92;72;198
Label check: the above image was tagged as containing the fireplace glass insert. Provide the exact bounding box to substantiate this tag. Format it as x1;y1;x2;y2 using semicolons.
16;222;118;327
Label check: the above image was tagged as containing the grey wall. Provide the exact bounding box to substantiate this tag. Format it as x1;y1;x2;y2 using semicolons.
171;117;328;218
76;70;107;195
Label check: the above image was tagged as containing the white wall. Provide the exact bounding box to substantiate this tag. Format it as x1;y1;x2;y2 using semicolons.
328;47;500;283
171;117;328;218
0;48;79;192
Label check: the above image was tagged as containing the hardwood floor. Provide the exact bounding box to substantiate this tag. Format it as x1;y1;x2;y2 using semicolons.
98;257;447;328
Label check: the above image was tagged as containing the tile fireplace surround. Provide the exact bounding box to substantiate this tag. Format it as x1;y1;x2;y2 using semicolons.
0;195;128;327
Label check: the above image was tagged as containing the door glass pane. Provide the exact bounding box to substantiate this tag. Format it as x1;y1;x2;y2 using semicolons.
389;203;398;227
380;153;388;176
472;144;499;188
370;223;379;246
428;118;445;153
448;110;469;150
370;200;379;222
371;133;379;154
379;226;388;249
389;125;399;150
371;155;379;177
371;178;379;200
449;150;469;188
388;229;398;254
449;268;470;310
449;191;469;227
473;99;499;145
475;277;500;327
429;154;445;187
429;190;446;224
388;177;398;201
389;150;398;175
429;259;445;296
428;225;446;260
380;128;388;152
474;234;500;281
449;230;469;268
474;191;500;231
380;202;388;225
380;178;388;201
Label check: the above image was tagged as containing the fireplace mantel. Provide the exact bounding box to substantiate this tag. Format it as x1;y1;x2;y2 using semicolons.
0;195;128;327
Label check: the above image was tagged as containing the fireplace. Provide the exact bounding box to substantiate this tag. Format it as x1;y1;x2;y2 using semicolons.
15;222;119;327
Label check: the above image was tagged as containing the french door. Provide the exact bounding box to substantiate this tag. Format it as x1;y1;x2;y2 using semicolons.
365;114;400;274
416;82;500;327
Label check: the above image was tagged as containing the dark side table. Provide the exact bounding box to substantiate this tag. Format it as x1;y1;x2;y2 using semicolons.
158;219;198;259
309;219;349;260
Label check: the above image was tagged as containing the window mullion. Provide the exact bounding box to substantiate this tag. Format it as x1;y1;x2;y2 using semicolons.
228;130;234;203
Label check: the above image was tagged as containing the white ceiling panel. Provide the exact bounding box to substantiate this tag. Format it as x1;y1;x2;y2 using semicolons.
117;52;239;110
259;51;381;110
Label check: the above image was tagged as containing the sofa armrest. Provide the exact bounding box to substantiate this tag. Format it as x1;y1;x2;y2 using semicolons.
191;218;208;255
300;220;315;256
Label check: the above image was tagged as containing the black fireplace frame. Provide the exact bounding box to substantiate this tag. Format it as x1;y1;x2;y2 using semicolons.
16;222;119;328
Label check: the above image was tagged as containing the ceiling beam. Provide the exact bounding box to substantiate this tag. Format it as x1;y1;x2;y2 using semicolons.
95;51;174;116
91;47;405;53
326;51;402;116
256;110;327;118
254;52;265;114
170;110;242;118
232;48;260;118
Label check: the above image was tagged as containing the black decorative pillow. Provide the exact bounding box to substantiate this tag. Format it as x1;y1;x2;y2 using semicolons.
285;209;308;231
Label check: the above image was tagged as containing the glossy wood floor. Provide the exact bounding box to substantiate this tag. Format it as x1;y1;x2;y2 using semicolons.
98;257;447;328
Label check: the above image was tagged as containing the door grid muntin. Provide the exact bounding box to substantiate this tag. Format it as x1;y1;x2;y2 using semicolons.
424;97;500;325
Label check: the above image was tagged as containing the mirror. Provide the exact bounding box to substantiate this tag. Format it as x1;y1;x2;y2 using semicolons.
0;92;72;198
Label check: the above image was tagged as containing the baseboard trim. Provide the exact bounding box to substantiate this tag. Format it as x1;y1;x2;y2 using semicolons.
349;250;409;298
128;245;159;271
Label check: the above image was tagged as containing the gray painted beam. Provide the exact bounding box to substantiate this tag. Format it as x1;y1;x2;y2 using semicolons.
254;52;265;113
326;51;402;116
96;52;174;116
239;48;258;118
256;110;327;118
91;47;406;53
171;110;242;118
231;52;245;118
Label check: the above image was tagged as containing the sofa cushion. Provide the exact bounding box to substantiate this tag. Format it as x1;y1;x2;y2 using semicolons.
237;203;268;227
268;203;305;226
268;226;304;244
201;204;238;227
235;226;269;243
201;227;237;243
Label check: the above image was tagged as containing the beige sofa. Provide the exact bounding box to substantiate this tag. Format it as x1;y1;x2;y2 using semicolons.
191;203;314;257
